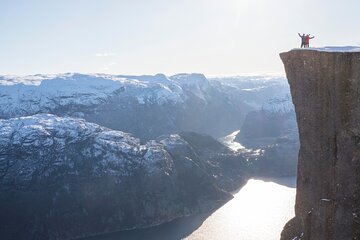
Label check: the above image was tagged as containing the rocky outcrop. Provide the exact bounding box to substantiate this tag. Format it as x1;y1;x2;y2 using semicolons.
280;47;360;240
0;114;232;240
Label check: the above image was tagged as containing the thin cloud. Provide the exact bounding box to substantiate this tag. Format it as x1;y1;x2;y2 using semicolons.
101;62;117;72
95;53;116;57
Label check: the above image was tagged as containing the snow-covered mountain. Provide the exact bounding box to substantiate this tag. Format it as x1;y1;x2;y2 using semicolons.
0;73;185;118
209;75;290;110
170;73;210;101
0;114;234;240
0;114;165;178
0;73;299;239
0;73;254;139
262;94;294;114
237;93;297;142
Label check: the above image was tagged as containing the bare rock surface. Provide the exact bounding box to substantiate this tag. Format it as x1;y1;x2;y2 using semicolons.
280;47;360;240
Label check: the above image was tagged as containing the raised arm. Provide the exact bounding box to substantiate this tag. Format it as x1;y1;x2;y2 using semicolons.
310;36;315;39
298;33;302;37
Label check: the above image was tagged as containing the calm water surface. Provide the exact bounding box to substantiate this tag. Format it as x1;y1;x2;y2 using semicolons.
87;177;296;240
187;178;296;240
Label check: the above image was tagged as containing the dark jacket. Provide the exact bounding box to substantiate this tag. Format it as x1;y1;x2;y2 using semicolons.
298;33;306;44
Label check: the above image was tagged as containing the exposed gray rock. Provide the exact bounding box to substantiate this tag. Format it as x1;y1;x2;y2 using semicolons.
235;95;299;176
236;94;297;148
164;132;252;192
280;48;360;240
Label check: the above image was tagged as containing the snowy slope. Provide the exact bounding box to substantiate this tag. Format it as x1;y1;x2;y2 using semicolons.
0;73;185;118
209;75;288;91
0;114;168;180
0;73;294;140
0;114;235;240
293;46;360;52
209;75;290;110
262;94;294;114
170;73;210;100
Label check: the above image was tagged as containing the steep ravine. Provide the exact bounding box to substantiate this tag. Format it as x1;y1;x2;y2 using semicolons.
280;48;360;240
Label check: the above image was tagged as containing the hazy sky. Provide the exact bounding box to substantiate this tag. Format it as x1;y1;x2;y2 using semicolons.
1;0;359;76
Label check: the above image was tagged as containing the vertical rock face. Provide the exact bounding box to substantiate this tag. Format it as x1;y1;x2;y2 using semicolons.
280;48;360;240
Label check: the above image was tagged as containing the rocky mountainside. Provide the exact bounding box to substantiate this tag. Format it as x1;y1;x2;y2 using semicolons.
0;73;296;239
280;47;360;240
0;114;235;240
0;73;289;140
234;94;299;176
236;94;297;147
0;112;295;240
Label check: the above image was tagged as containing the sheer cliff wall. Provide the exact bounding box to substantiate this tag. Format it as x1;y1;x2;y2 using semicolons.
280;49;360;240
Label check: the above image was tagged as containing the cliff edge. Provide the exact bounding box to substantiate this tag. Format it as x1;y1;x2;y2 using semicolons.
280;47;360;240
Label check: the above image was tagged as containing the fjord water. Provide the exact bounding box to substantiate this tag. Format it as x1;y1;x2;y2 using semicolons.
88;177;296;240
187;178;296;240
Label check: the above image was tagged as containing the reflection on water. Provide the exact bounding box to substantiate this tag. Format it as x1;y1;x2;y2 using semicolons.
254;177;296;188
218;130;245;152
85;178;296;240
187;178;296;240
84;213;210;240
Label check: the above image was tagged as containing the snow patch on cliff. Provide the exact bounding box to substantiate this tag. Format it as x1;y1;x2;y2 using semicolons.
294;46;360;52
